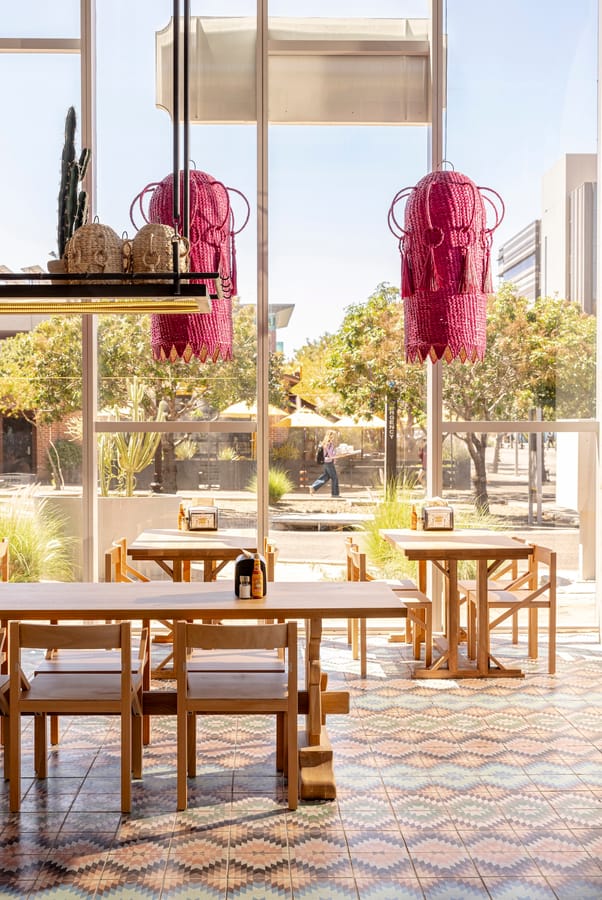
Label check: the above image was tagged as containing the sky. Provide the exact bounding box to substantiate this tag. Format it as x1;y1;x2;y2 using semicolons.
0;0;598;358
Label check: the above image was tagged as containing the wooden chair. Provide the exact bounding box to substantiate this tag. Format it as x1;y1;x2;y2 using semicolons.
465;544;556;674
458;537;531;658
8;621;147;813
0;628;9;777
175;621;298;811
345;538;433;676
35;541;151;747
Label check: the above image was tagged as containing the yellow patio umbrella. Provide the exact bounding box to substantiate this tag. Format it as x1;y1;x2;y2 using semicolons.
278;408;334;428
220;400;288;418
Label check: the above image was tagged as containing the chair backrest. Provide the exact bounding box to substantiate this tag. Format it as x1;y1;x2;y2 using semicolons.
529;544;556;599
11;621;128;653
0;538;9;582
105;538;149;584
263;538;279;582
346;541;369;583
9;621;133;704
176;620;297;693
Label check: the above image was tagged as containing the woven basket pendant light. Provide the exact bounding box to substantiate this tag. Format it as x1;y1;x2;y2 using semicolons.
388;168;504;364
131;169;249;363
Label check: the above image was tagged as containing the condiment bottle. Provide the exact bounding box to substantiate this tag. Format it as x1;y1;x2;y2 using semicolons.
251;553;264;598
178;502;187;531
239;575;251;599
410;504;418;531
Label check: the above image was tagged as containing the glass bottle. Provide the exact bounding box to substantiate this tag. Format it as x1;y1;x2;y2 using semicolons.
251;553;264;598
410;504;418;530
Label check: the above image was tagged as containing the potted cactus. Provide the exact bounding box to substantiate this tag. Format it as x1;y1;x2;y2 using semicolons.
48;106;91;276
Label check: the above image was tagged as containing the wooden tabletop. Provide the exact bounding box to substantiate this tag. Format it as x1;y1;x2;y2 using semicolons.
0;580;407;622
128;529;257;561
380;529;533;561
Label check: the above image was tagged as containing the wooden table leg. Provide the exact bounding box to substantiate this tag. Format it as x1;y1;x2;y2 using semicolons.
299;616;338;800
476;559;490;676
446;559;459;675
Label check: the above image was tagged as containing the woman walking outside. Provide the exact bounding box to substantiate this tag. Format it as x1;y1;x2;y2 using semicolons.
309;429;340;497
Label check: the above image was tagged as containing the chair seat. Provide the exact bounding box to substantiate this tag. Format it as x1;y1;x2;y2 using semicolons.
458;578;508;594
23;671;143;706
187;648;285;672
35;651;143;675
188;671;289;702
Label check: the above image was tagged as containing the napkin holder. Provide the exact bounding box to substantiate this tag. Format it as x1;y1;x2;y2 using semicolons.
422;505;454;531
186;506;218;531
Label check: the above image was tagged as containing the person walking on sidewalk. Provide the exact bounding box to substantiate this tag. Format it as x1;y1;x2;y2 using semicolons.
309;429;340;497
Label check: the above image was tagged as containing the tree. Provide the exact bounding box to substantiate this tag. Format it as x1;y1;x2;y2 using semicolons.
0;301;290;490
324;283;426;423
442;285;596;510
301;282;595;512
289;334;341;413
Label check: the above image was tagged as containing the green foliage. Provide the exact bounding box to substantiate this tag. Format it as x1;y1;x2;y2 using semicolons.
271;442;301;461
218;446;239;460
98;378;165;496
0;300;290;432
0;485;75;582
247;468;293;505
362;478;502;580
361;478;421;580
175;438;198;460
324;283;426;421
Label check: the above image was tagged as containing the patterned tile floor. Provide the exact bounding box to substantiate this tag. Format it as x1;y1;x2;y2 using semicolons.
1;630;602;898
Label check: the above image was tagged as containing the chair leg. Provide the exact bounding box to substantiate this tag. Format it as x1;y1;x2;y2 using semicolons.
286;711;298;811
548;605;556;675
132;715;143;780
276;713;284;772
528;608;538;659
177;704;188;811
347;618;352;645
187;713;197;778
512;611;519;644
50;714;59;746
467;599;477;660
120;708;132;814
2;722;9;780
424;606;433;668
351;619;359;660
412;609;424;660
9;704;21;812
34;715;47;778
360;620;367;678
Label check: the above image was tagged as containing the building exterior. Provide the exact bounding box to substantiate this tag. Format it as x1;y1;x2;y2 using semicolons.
498;154;597;314
497;220;541;301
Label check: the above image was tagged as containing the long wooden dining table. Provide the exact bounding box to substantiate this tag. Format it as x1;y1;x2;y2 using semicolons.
380;529;534;679
128;528;257;582
0;579;405;800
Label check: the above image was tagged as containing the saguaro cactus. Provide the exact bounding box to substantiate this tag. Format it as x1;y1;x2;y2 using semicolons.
57;106;91;259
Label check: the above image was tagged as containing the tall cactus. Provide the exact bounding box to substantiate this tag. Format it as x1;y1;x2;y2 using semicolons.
57;106;91;259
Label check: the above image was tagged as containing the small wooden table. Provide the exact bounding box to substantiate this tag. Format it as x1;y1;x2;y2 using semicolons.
128;529;257;582
0;579;405;800
380;529;534;679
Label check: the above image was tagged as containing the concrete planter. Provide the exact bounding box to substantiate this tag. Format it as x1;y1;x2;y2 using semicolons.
44;493;182;580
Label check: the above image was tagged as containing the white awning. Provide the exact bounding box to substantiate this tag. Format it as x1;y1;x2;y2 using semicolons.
156;16;436;126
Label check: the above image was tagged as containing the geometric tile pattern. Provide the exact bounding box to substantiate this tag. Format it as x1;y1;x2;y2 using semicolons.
1;630;602;897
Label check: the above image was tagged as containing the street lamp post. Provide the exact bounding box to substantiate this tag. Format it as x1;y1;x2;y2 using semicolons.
384;382;398;498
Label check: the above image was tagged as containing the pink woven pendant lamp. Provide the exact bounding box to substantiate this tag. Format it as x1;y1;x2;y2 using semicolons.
131;171;249;363
388;167;504;364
